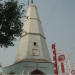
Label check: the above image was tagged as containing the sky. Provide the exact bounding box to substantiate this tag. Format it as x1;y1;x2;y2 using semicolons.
0;0;75;72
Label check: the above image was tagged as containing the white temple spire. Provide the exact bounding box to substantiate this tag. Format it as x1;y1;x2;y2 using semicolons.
14;2;52;64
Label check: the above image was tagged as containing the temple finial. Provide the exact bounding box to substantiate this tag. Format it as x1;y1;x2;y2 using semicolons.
28;0;29;6
31;0;33;3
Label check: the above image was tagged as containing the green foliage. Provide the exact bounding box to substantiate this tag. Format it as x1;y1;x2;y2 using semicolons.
0;0;25;48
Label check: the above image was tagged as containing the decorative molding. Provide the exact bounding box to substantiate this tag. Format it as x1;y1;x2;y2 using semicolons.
21;29;27;37
32;48;39;56
24;18;42;23
28;4;37;9
3;61;53;69
20;33;46;39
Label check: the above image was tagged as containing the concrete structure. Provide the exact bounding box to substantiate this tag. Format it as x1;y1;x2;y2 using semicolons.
2;1;54;75
3;61;54;74
14;3;51;64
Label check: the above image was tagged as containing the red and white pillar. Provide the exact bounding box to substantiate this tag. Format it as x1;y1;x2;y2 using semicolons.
52;43;58;75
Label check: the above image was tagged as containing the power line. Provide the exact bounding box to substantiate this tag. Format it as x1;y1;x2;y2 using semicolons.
44;0;58;31
69;47;75;59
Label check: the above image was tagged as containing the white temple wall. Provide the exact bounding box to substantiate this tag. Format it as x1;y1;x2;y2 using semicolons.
15;35;29;63
40;36;52;62
27;34;43;59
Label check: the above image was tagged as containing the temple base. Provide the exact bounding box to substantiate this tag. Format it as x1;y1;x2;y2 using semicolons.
3;61;54;75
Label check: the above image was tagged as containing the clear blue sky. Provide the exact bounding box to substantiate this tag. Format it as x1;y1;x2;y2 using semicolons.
0;0;75;72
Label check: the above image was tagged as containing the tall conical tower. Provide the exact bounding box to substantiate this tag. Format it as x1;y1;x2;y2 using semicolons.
14;1;52;64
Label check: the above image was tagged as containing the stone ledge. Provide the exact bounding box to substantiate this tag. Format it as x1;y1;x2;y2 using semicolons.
20;33;46;39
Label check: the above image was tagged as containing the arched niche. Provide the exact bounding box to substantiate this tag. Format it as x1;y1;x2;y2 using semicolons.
31;69;46;75
9;71;17;75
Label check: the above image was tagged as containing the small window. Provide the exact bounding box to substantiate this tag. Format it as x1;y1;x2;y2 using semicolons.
34;42;37;46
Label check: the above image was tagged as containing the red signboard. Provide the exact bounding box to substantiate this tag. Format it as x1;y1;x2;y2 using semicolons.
58;55;65;73
61;62;65;73
52;44;55;50
58;55;65;62
52;43;58;75
71;70;75;75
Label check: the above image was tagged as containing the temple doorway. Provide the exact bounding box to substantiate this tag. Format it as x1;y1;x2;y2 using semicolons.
9;71;17;75
31;69;46;75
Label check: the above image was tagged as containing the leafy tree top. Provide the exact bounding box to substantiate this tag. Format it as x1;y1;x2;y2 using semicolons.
0;0;25;48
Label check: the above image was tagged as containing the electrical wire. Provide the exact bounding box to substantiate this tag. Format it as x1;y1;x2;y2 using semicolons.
69;47;75;59
44;0;58;31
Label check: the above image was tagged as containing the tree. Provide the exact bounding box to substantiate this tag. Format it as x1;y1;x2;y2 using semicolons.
0;0;25;48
